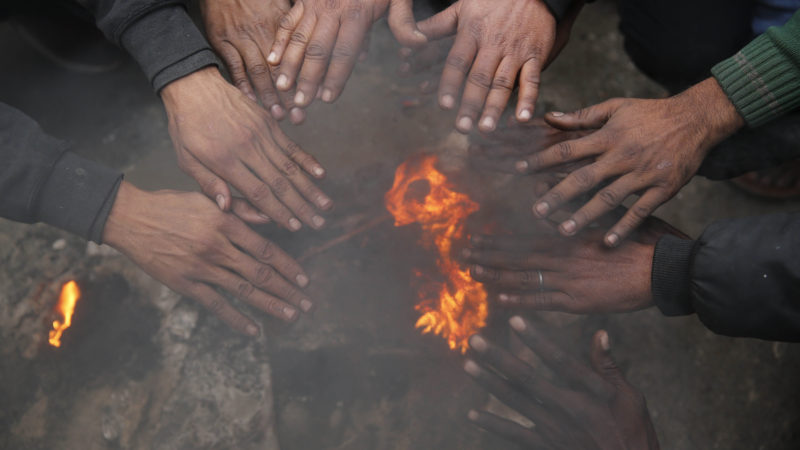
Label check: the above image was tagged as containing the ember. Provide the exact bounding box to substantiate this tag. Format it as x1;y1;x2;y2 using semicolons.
48;280;80;348
385;154;487;353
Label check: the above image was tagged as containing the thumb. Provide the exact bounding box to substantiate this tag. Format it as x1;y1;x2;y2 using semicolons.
416;3;458;41
388;0;428;47
590;330;626;388
178;152;232;212
544;98;624;131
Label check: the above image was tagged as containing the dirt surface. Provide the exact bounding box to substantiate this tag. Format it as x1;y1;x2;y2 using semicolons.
1;1;799;449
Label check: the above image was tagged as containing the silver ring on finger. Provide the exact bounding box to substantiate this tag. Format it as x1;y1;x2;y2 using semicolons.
537;269;544;292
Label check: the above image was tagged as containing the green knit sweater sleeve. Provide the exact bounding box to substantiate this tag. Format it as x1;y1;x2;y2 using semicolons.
712;9;800;127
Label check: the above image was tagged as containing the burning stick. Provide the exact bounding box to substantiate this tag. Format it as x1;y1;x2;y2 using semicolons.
48;280;80;347
298;214;392;263
385;154;487;353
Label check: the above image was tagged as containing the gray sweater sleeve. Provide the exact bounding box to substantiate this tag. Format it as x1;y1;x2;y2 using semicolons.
0;103;122;243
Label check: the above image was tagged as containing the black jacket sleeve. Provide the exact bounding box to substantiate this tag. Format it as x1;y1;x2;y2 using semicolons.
76;0;219;91
0;103;122;243
651;212;800;342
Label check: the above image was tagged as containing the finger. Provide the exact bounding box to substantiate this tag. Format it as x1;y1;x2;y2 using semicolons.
387;0;427;47
228;162;300;231
289;106;307;125
515;58;544;122
544;98;625;131
494;291;575;312
209;268;300;322
186;282;259;336
462;249;566;271
469;231;559;252
225;220;310;288
455;51;503;133
177;151;233;212
515;133;605;174
294;17;340;107
275;10;317;91
478;57;519;132
268;124;329;182
532;163;612;219
509;316;615;400
230;197;271;224
590;330;626;389
437;31;478;111
604;188;667;247
463;359;553;422
226;251;313;313
467;410;546;448
557;176;641;237
320;10;370;102
471;266;565;291
269;1;304;66
359;30;371;62
216;41;257;103
416;3;458;40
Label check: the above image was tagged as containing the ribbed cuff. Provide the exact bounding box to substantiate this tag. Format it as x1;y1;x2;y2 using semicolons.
541;0;573;21
35;152;123;243
119;5;220;92
651;235;697;316
712;33;800;127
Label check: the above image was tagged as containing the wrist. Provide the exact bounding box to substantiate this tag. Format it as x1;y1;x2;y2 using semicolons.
682;78;746;148
160;66;223;108
102;181;145;251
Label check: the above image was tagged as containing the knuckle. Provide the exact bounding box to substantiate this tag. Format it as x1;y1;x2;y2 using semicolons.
468;71;492;89
281;160;300;176
255;265;275;284
331;44;356;61
572;169;595;189
546;190;564;205
237;281;255;299
270;176;291;196
207;297;227;315
249;183;274;203
305;42;328;60
248;63;270;77
324;0;340;9
556;142;573;161
598;188;619;207
491;75;514;90
491;32;506;46
283;141;301;157
445;54;470;74
343;7;362;21
467;21;484;39
278;14;295;31
258;240;275;260
289;31;309;45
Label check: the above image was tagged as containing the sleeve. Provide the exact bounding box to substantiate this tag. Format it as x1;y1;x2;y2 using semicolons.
651;213;800;342
0;103;122;243
541;0;576;21
78;0;219;92
711;9;800;127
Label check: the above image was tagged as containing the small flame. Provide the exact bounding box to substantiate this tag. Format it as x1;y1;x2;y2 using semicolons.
385;154;487;353
48;280;80;348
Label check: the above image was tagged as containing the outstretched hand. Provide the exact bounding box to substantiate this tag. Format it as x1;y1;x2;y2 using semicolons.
465;318;660;449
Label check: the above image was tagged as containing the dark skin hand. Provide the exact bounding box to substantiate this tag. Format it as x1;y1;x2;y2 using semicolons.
416;0;583;133
103;182;314;336
161;67;332;232
463;215;687;313
200;0;307;124
520;77;744;247
267;0;426;108
465;318;660;449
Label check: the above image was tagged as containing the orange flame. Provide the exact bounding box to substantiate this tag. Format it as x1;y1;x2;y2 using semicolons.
385;154;487;353
48;280;80;348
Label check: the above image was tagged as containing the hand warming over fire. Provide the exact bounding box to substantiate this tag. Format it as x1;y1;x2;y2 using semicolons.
161;67;332;232
102;182;314;336
463;215;686;314
200;0;306;124
464;318;660;449
519;78;744;247
267;0;425;108
416;0;583;133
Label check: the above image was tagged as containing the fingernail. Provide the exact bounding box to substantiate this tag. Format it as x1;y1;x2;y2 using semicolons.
399;62;410;73
289;218;302;230
463;359;480;376
467;410;479;421
469;335;488;352
518;109;532;121
600;331;610;351
216;194;226;210
300;299;313;312
440;94;455;109
457;116;473;132
290;107;305;124
606;233;619;247
316;194;331;208
498;293;509;302
561;219;576;235
267;52;279;64
322;88;333;103
414;30;427;40
258;213;271;221
277;74;289;90
294;91;306;105
246;324;260;336
461;248;471;258
312;166;326;177
509;316;526;331
296;274;310;287
312;215;325;228
480;116;495;131
399;47;412;57
271;104;285;119
247;92;258;103
284;306;298;320
515;160;529;172
534;202;550;216
550;111;565;117
473;265;484;275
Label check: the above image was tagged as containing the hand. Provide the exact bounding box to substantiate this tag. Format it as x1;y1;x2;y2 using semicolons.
267;0;426;108
464;318;660;449
417;0;583;133
161;67;332;232
200;0;306;124
463;216;687;313
518;77;744;247
103;182;315;336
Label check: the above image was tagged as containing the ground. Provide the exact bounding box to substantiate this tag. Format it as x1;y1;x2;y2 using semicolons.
1;1;799;449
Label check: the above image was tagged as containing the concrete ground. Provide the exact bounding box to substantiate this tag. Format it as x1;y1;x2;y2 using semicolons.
1;1;799;449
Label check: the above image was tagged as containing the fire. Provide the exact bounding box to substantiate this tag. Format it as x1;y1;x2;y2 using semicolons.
48;280;80;348
385;154;487;353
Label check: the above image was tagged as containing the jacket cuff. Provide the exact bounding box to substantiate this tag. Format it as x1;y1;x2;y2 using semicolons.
651;235;697;316
119;5;219;92
541;0;573;21
711;18;800;127
35;152;123;243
